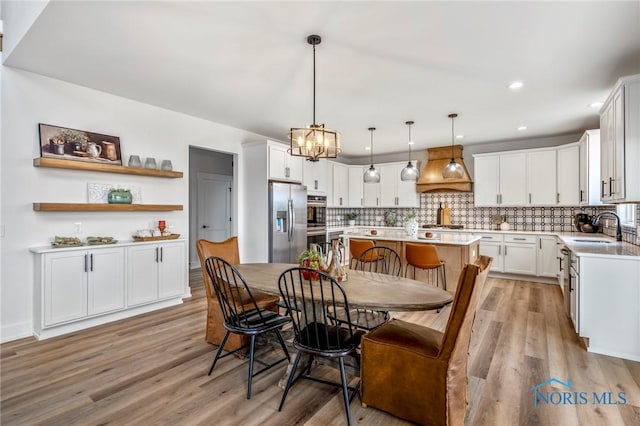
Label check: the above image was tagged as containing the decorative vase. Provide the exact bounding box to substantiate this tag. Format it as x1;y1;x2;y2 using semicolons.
404;218;418;237
348;220;356;226
108;190;133;204
500;221;510;231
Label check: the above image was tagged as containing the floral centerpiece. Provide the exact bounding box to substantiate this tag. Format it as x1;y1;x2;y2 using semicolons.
298;249;324;280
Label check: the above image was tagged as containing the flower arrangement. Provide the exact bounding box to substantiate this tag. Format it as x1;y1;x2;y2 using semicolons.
298;249;324;279
345;212;359;220
405;210;417;221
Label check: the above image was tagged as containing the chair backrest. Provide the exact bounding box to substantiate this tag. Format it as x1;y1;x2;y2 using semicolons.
204;256;270;330
355;246;402;276
196;237;240;301
405;243;442;269
439;255;492;360
278;267;357;354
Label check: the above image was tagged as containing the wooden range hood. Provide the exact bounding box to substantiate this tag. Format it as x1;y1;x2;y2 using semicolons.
416;145;473;193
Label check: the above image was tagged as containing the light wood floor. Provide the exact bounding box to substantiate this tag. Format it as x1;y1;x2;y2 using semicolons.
1;271;639;425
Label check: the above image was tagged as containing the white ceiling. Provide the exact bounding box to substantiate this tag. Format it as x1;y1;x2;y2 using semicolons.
5;1;640;158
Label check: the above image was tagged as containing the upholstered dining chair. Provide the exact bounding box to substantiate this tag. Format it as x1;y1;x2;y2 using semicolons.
205;256;291;399
196;237;279;350
277;267;363;426
360;255;492;426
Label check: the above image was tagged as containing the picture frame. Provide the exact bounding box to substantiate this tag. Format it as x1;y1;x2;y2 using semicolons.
38;123;123;165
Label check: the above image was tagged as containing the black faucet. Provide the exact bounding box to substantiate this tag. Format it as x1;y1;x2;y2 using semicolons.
591;211;622;241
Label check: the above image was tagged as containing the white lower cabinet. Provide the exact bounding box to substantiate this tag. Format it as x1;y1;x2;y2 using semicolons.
33;240;187;339
503;235;537;275
477;233;504;272
41;247;125;326
127;242;186;306
536;235;559;277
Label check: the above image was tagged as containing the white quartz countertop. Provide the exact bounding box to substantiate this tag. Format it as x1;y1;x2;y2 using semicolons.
340;231;481;246
328;226;639;259
30;238;187;253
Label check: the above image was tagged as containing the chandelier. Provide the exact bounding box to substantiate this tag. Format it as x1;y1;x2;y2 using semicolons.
288;35;341;162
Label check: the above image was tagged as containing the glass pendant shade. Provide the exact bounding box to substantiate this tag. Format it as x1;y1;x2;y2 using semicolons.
289;35;340;162
364;127;380;183
442;113;465;179
400;120;418;181
364;164;381;183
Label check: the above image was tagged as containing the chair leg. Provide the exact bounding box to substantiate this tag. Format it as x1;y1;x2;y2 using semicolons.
208;330;231;375
338;357;353;426
274;329;291;361
279;351;303;411
442;264;447;291
247;335;256;399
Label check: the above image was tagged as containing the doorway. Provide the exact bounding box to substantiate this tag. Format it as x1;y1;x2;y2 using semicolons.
189;147;234;269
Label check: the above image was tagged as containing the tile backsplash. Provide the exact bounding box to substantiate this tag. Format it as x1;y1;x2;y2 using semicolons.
327;192;640;246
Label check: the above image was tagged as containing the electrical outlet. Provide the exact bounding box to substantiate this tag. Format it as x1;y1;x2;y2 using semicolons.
73;222;82;234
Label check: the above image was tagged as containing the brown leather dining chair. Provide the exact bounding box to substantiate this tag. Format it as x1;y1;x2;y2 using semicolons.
196;237;279;351
360;255;492;426
348;238;375;269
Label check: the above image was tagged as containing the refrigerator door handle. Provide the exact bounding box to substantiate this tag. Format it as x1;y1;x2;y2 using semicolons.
290;199;296;241
287;199;293;242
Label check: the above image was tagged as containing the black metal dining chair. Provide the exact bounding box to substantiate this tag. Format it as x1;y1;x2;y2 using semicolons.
204;256;291;399
338;246;402;331
277;267;363;426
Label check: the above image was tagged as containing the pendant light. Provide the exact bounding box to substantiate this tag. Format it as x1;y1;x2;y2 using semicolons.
363;127;380;183
288;35;341;162
400;120;418;181
442;113;464;179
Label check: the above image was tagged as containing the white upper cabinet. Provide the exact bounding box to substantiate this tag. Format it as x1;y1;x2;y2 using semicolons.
328;162;349;207
578;130;602;205
556;143;580;206
600;74;640;203
268;142;303;182
526;149;557;205
303;159;328;195
378;162;420;208
474;152;526;206
363;166;380;207
348;166;365;207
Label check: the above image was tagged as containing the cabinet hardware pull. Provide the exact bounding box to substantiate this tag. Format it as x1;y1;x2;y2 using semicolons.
601;180;606;197
483;236;493;239
580;189;584;202
514;237;526;241
499;245;501;255
377;197;379;206
90;254;94;271
499;194;502;204
314;180;318;190
84;254;88;272
529;193;532;203
160;247;163;262
340;197;343;206
539;239;542;249
556;193;560;203
496;194;499;204
504;246;507;255
285;167;290;178
155;247;159;263
609;177;614;195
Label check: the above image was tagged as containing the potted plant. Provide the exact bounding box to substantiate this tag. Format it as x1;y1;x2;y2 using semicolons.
298;249;323;280
107;187;132;204
345;212;359;226
404;210;418;237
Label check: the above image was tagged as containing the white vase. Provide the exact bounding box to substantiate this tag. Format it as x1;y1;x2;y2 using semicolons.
500;222;510;231
404;219;418;237
348;220;356;226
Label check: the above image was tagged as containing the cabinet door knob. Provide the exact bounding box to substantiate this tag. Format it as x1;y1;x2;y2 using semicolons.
202;225;209;229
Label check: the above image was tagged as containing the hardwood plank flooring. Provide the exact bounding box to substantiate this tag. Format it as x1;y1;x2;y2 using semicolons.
1;272;639;425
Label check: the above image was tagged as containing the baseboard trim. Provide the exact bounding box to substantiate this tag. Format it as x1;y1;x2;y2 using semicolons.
1;320;35;343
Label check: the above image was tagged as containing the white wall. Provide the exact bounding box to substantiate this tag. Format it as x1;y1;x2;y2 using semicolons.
0;67;265;342
1;0;48;59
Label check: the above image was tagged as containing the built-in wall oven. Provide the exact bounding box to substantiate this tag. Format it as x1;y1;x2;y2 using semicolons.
306;195;327;248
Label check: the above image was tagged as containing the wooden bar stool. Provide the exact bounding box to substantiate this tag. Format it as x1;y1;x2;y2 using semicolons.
404;243;447;291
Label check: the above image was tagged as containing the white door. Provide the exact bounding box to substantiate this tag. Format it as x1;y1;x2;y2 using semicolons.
88;247;125;315
197;173;232;242
474;155;500;206
158;242;187;299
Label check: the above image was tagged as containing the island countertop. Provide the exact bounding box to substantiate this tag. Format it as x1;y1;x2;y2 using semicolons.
339;231;481;246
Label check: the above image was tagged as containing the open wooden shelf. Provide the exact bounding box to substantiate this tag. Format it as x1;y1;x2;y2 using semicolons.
33;157;183;178
33;203;183;212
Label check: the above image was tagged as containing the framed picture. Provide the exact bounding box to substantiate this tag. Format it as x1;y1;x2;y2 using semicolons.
39;123;123;165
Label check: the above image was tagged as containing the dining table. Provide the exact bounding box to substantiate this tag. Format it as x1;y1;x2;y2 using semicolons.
234;263;453;311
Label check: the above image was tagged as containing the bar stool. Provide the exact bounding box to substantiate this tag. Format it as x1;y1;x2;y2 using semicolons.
349;239;375;269
405;243;447;291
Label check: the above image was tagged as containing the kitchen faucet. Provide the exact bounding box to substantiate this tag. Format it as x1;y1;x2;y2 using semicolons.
591;211;622;241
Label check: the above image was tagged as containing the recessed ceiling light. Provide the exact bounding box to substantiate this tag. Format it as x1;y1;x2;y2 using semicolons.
408;141;415;145
509;81;524;90
589;101;604;108
517;126;527;131
365;146;371;150
456;134;464;139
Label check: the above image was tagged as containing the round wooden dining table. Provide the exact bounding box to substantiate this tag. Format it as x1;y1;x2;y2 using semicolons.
234;263;453;311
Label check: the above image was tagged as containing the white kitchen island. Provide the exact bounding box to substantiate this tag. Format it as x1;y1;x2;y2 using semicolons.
340;229;481;293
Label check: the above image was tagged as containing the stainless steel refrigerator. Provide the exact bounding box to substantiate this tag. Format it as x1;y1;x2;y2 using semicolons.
269;181;307;263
